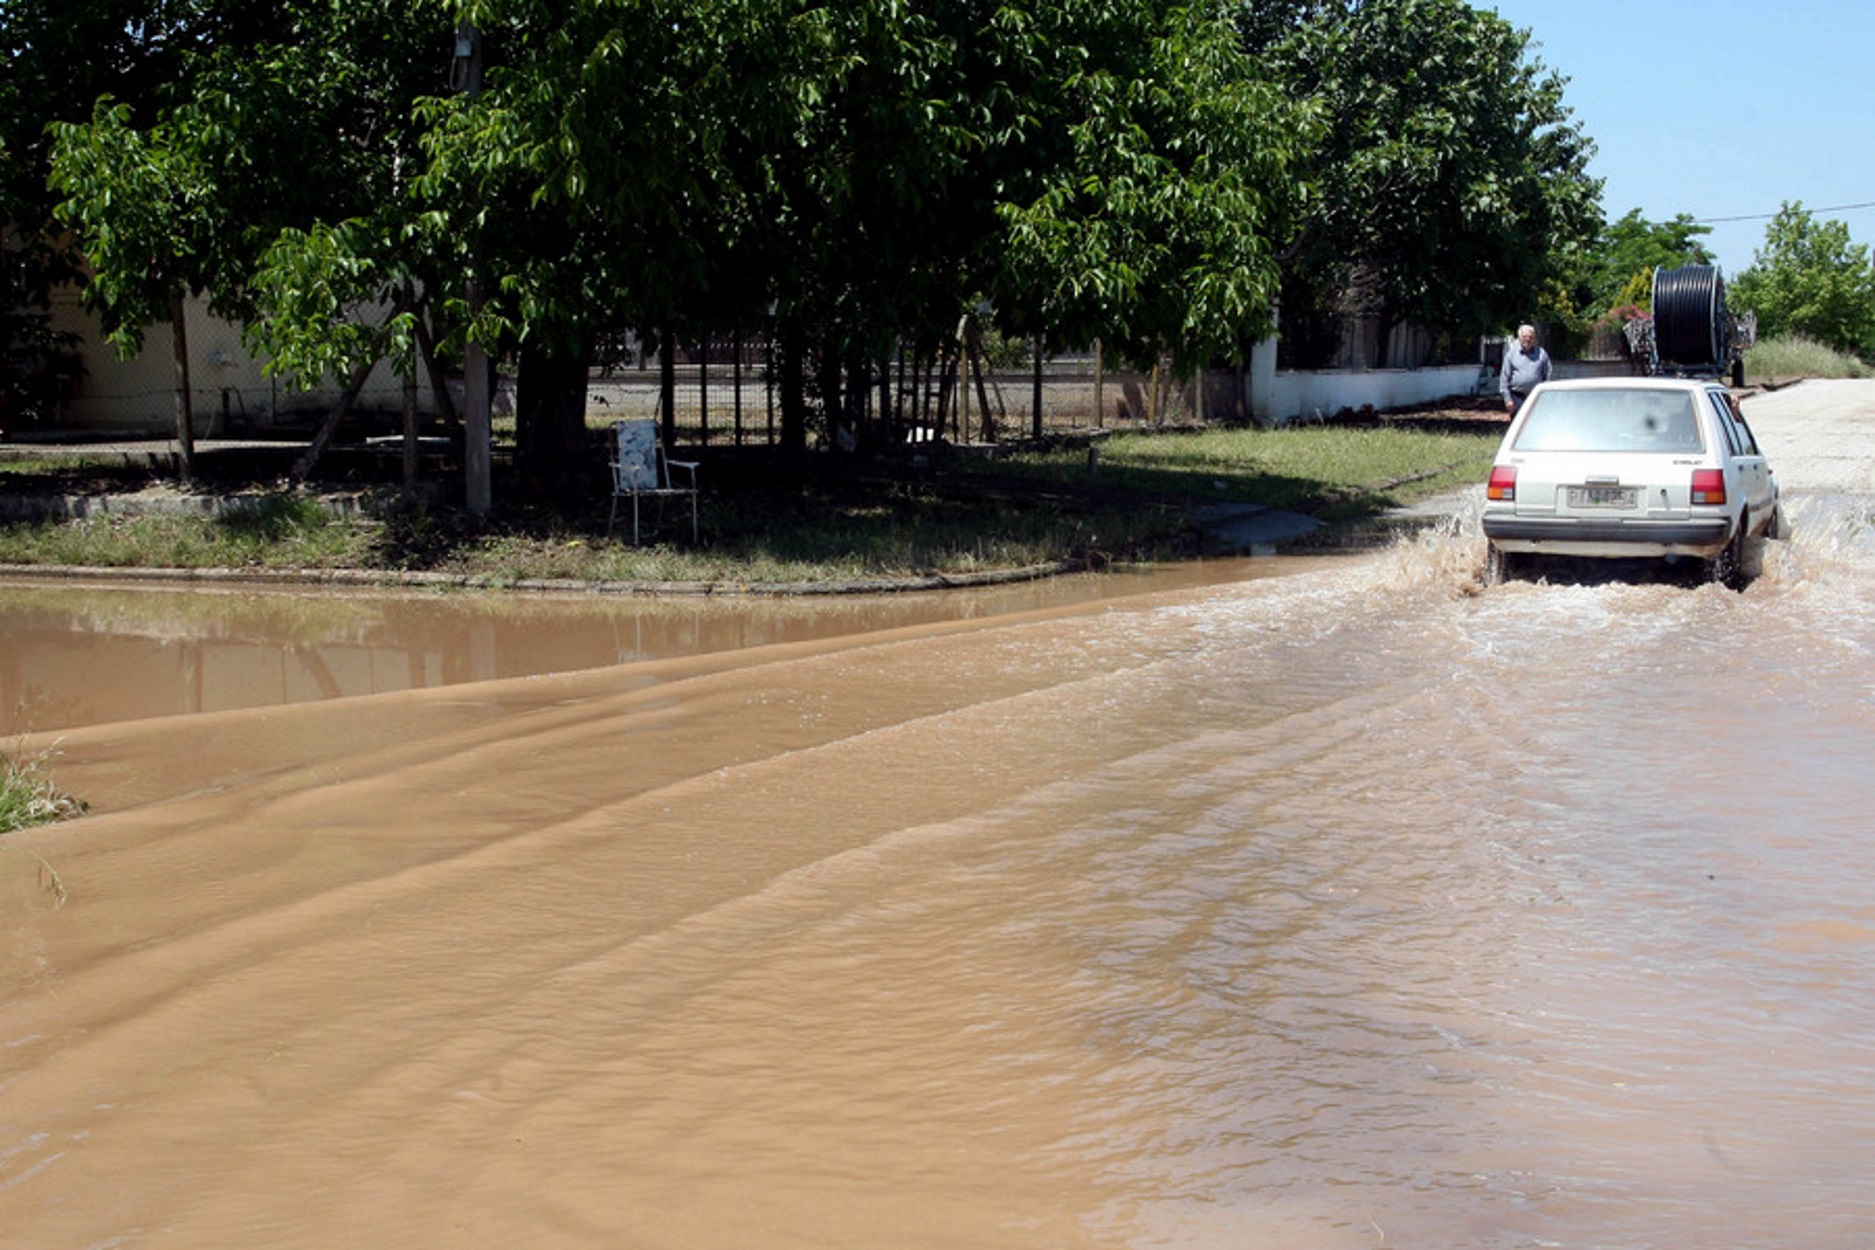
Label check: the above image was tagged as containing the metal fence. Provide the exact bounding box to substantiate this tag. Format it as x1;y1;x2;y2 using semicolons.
31;294;1490;445
584;341;1240;450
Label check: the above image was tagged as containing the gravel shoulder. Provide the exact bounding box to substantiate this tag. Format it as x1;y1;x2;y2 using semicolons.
1740;378;1875;495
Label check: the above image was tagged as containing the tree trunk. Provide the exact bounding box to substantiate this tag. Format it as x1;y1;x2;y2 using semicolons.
778;316;807;453
412;312;457;429
515;338;593;483
937;351;957;440
973;351;997;443
963;320;997;442
291;354;380;481
167;290;196;481
818;331;845;450
883;348;897;445
402;335;420;496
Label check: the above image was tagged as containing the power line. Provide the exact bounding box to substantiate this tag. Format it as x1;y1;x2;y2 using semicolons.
1696;200;1875;224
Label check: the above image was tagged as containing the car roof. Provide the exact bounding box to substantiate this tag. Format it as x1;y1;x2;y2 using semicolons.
1531;376;1721;393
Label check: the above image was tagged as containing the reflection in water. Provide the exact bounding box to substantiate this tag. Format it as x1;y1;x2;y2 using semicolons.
0;562;1296;735
2;500;1875;1249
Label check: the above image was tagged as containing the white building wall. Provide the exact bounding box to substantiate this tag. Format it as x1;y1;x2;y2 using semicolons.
1264;363;1488;426
45;288;438;435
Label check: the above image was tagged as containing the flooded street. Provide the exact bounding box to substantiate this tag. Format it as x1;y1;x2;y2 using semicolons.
4;382;1875;1248
0;562;1297;739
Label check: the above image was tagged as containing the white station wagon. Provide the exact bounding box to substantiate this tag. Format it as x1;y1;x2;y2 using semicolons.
1481;376;1782;587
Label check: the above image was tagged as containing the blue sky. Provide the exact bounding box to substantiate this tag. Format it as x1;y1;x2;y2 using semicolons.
1483;0;1875;278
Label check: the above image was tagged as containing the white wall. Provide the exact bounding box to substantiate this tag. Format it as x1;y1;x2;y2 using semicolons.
1261;363;1488;426
44;288;439;436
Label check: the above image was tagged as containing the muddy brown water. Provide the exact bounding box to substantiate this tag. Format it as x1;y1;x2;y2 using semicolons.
5;383;1875;1248
0;562;1313;739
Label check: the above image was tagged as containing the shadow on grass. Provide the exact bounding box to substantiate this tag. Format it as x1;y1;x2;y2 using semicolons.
1;417;1501;580
209;494;336;542
347;459;1199;577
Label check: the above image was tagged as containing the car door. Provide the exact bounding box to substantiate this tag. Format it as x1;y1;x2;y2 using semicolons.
1707;388;1776;528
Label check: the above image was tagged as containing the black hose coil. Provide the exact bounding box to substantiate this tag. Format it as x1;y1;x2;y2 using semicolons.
1653;264;1728;366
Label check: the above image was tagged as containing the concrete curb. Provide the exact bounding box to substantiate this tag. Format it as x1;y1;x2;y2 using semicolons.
0;487;384;522
0;559;1089;597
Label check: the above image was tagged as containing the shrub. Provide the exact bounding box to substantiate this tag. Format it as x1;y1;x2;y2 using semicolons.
1;742;86;834
1745;335;1873;385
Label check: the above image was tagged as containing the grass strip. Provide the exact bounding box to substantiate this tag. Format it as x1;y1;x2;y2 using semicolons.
0;423;1503;585
1;741;86;835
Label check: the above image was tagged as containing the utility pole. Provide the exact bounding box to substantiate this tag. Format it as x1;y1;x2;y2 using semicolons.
453;19;492;515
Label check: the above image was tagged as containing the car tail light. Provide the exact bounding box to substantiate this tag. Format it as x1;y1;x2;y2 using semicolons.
1691;469;1727;505
1487;466;1517;501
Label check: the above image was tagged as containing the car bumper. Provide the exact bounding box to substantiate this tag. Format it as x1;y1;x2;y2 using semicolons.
1482;513;1732;558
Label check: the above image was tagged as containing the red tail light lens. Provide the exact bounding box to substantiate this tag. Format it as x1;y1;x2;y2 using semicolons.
1691;469;1727;505
1487;466;1517;501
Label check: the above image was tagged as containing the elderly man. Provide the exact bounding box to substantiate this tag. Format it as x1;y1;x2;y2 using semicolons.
1500;324;1551;416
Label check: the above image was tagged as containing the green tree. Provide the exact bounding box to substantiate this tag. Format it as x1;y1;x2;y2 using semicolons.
38;0;1303;483
416;0;1303;452
1579;208;1712;317
1245;0;1602;365
415;0;871;458
48;98;231;471
1;0;224;275
2;0;224;426
43;3;459;474
993;1;1300;374
1730;202;1875;358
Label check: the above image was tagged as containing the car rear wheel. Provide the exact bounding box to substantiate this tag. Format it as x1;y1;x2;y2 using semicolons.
1706;521;1747;590
1483;544;1523;586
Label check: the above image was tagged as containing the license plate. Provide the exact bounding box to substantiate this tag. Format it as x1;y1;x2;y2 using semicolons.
1566;485;1638;509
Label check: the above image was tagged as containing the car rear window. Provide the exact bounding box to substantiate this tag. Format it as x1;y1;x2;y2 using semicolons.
1513;389;1704;454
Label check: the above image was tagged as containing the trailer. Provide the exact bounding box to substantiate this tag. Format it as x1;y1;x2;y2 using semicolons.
1623;264;1756;387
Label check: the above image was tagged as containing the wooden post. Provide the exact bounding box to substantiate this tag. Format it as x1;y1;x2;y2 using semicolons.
1031;331;1044;440
698;333;709;446
972;344;996;442
764;322;776;445
956;318;971;441
659;327;676;451
732;330;744;445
